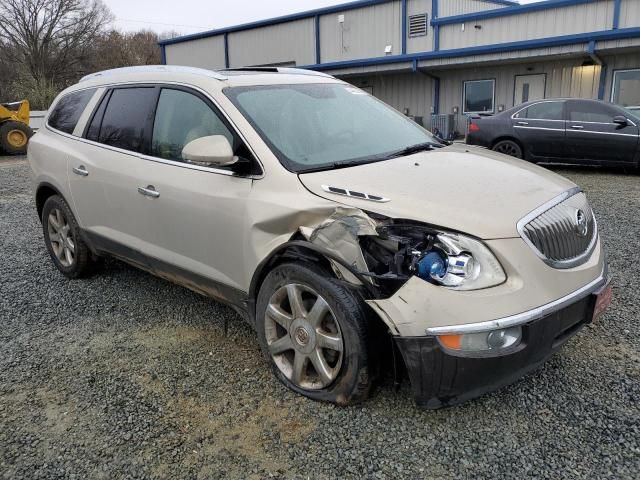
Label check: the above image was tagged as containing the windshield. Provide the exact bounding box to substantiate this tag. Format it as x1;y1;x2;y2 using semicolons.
224;83;440;172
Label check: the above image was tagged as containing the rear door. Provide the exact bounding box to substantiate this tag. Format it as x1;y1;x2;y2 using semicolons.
68;85;158;250
511;100;566;160
565;100;639;165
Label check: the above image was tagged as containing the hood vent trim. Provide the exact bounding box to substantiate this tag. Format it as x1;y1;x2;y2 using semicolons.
321;185;390;203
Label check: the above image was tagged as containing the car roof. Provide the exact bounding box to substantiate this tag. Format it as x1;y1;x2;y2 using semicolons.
505;97;613;112
73;65;340;92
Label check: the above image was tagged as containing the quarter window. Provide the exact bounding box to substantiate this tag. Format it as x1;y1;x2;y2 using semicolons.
611;69;640;109
97;87;157;152
518;102;564;120
463;79;495;114
48;89;97;135
151;88;234;162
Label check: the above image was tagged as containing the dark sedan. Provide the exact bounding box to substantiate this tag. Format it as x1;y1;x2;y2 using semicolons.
466;98;640;167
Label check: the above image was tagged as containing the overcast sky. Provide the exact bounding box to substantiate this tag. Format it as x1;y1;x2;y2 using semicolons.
107;0;540;35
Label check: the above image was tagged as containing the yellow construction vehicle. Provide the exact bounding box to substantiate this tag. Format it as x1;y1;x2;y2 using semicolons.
0;100;34;155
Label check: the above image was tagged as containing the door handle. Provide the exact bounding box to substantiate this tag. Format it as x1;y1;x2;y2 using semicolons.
517;121;529;125
138;185;160;198
72;165;89;177
570;125;584;129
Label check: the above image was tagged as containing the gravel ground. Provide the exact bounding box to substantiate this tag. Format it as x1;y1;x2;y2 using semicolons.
1;157;638;479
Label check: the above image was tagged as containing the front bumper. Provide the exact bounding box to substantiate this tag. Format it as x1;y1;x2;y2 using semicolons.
394;283;608;408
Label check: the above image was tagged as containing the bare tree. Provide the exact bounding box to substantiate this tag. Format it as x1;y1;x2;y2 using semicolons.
88;29;162;72
0;0;113;91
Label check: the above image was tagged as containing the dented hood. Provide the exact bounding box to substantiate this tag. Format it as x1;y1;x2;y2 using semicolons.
298;144;576;239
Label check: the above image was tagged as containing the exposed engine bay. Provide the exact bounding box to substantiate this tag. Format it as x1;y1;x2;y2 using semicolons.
300;208;489;299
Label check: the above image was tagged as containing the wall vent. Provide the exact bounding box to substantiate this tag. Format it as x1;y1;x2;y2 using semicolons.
408;14;428;37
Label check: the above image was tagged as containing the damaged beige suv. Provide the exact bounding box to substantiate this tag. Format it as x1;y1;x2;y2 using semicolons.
30;66;612;408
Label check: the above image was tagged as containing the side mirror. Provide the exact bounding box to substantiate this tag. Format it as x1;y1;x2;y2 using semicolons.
182;135;237;167
612;115;628;126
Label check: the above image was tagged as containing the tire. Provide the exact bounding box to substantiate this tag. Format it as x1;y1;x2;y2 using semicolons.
256;262;373;405
0;121;33;155
42;195;94;278
492;139;523;159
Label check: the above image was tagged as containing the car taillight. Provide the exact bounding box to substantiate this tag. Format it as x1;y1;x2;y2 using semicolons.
468;122;480;132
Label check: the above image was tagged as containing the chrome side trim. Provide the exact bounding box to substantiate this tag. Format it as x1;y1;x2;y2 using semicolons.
321;184;390;203
516;187;598;269
566;129;638;137
426;267;608;335
514;126;565;132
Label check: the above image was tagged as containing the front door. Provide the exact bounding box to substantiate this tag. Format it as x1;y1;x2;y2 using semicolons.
565;100;639;165
511;100;566;160
134;86;258;292
514;74;546;106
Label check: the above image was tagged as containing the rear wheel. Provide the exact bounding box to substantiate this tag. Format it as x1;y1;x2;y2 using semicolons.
42;195;95;278
0;121;33;155
256;262;372;405
492;139;523;159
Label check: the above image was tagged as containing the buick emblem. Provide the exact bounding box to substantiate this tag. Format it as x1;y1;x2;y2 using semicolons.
574;209;589;237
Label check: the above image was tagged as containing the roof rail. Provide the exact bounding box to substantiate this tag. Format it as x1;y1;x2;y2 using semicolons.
220;67;333;78
80;65;227;82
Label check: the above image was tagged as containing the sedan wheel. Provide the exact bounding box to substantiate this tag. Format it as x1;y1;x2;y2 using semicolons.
265;283;344;390
492;140;523;158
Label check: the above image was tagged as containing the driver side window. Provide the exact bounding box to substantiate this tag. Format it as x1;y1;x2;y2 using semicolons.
151;88;239;165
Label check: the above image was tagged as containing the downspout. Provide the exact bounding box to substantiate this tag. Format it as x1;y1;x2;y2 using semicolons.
315;15;322;65
224;33;230;69
431;0;440;51
160;44;166;65
587;40;607;101
401;0;408;55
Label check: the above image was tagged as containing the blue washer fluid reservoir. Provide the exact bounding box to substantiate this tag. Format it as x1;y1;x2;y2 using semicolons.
417;251;447;281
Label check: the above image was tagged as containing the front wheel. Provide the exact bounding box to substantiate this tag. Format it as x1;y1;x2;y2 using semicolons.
256;262;372;405
492;139;523;159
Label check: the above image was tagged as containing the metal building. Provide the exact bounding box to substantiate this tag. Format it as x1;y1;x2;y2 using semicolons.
160;0;640;135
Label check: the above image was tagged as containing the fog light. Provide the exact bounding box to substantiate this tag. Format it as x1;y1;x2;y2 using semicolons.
437;326;522;353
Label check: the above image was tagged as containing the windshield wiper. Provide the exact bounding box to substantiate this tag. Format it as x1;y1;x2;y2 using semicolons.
297;158;385;173
382;142;441;160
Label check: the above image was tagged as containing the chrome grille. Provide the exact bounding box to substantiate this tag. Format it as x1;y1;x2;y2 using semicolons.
518;189;597;269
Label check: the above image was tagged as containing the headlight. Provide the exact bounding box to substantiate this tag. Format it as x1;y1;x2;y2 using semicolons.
415;232;506;290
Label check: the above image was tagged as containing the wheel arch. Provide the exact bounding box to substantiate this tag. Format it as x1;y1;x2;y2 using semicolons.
248;238;381;321
490;136;524;151
35;182;64;221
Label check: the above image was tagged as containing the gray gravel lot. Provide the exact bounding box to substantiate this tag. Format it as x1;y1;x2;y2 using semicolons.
1;157;638;479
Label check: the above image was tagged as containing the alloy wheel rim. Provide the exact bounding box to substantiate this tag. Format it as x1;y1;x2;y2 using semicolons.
7;129;27;148
265;283;344;390
497;143;517;156
48;208;75;267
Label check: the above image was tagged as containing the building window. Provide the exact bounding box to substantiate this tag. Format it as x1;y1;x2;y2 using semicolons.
463;79;495;114
408;14;428;37
612;69;640;110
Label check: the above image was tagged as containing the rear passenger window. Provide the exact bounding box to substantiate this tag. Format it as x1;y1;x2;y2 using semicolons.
151;88;235;162
48;89;97;135
97;87;157;152
519;102;564;120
